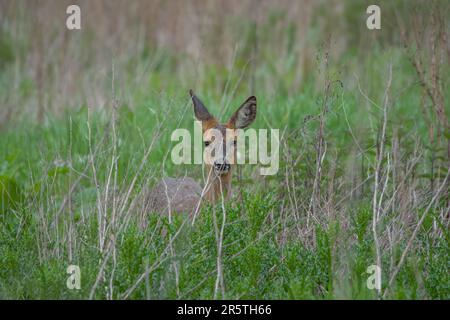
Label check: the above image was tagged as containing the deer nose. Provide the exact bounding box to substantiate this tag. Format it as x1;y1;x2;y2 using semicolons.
214;161;230;172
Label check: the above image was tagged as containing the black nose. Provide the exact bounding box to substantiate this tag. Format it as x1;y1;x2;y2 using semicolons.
214;162;230;171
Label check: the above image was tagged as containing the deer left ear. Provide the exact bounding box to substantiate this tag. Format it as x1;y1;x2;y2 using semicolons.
228;96;257;129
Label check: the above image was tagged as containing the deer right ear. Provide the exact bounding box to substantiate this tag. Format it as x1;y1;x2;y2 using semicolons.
190;90;213;121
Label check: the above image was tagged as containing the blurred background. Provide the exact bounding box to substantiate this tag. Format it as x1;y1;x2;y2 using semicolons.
0;0;449;299
1;0;447;123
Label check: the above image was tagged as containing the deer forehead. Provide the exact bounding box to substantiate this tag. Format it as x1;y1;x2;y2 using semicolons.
203;122;237;141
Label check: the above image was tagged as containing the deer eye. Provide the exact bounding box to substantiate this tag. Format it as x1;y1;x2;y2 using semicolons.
204;141;211;147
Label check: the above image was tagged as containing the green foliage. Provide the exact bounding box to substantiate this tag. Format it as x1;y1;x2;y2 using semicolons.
0;82;448;299
0;32;14;70
0;175;22;214
0;1;449;300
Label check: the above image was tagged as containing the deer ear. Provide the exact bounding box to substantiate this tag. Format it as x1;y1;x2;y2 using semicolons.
228;96;257;129
190;90;213;121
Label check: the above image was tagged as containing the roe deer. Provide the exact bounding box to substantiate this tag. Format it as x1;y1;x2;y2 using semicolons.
145;90;257;218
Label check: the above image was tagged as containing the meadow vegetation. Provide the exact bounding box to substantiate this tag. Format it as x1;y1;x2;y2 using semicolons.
0;0;449;299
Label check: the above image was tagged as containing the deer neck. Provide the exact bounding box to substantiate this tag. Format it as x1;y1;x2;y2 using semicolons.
204;169;232;203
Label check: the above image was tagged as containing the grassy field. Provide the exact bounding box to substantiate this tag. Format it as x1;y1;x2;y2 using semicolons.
0;0;449;299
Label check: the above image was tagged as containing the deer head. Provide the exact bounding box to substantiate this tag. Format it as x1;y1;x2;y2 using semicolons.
189;89;257;201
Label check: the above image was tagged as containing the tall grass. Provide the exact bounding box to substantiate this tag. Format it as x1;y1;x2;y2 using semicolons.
0;0;449;299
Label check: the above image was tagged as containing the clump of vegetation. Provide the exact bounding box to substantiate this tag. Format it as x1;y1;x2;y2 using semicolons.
0;0;449;299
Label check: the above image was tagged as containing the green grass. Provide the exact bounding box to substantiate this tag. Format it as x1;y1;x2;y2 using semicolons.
0;62;449;299
0;1;449;300
0;189;448;299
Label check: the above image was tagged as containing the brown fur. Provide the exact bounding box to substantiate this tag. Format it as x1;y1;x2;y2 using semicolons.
146;90;256;217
